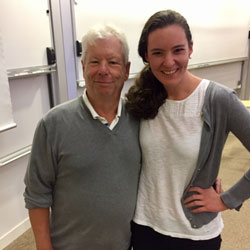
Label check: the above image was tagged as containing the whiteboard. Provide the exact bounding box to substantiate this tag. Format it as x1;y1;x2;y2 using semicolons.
0;0;51;69
0;0;51;158
74;0;250;79
0;75;51;159
0;33;15;132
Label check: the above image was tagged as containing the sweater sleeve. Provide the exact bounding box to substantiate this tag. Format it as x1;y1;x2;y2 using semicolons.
24;118;57;209
221;171;250;210
220;92;250;209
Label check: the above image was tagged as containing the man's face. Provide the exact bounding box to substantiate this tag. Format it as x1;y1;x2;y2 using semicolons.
82;36;130;102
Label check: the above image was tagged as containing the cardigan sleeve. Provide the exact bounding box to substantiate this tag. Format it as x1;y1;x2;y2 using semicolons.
220;92;250;209
23;118;57;209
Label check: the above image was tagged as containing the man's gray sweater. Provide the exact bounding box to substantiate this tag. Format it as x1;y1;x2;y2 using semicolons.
24;97;141;250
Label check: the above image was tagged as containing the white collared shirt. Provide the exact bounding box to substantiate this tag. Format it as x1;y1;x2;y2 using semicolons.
82;88;122;130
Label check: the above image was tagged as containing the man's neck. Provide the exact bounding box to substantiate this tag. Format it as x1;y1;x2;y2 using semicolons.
88;95;120;124
95;103;119;124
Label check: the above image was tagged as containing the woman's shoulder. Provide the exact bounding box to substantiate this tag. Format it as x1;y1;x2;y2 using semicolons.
204;81;246;115
207;81;235;96
205;80;236;104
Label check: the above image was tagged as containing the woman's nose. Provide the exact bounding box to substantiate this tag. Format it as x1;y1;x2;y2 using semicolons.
163;53;174;67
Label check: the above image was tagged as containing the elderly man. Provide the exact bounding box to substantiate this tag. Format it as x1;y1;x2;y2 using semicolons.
24;24;141;250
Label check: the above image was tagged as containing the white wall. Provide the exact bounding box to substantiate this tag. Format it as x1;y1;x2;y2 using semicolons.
75;0;250;79
0;75;50;249
0;1;52;247
0;156;31;249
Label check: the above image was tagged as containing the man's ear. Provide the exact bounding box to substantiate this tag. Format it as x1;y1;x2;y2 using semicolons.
81;60;85;72
125;61;131;81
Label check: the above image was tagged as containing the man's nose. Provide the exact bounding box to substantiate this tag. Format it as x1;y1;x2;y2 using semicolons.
98;61;109;74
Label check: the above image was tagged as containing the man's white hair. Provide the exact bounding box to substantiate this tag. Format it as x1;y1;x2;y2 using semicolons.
81;24;129;64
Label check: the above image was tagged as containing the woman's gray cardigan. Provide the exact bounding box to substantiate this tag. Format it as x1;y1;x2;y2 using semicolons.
181;81;250;229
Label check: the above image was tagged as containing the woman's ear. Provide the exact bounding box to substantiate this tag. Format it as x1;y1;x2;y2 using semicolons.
189;41;193;58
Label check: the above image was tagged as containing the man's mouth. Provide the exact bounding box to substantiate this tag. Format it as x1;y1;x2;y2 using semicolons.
95;80;112;84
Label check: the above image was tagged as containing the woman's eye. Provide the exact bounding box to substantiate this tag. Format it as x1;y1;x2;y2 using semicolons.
152;51;162;55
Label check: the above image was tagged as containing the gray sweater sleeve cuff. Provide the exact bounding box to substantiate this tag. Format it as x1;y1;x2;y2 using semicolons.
221;170;250;210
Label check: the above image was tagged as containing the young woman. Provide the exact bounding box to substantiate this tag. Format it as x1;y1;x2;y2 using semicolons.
126;9;250;250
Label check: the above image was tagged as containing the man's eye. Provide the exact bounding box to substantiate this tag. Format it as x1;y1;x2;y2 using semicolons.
174;48;185;53
109;61;118;65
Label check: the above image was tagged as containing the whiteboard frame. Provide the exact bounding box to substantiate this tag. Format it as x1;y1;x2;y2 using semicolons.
48;0;78;104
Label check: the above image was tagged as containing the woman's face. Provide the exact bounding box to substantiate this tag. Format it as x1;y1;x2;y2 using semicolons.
146;24;193;91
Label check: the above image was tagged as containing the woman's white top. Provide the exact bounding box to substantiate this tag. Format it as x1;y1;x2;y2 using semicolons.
133;79;223;240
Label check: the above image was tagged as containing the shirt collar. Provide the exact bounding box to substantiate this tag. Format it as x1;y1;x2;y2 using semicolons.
82;88;122;120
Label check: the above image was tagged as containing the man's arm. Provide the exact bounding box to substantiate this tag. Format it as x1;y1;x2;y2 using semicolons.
29;208;53;250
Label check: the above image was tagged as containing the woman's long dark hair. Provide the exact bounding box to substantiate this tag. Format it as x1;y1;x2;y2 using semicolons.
125;10;192;119
126;65;167;119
